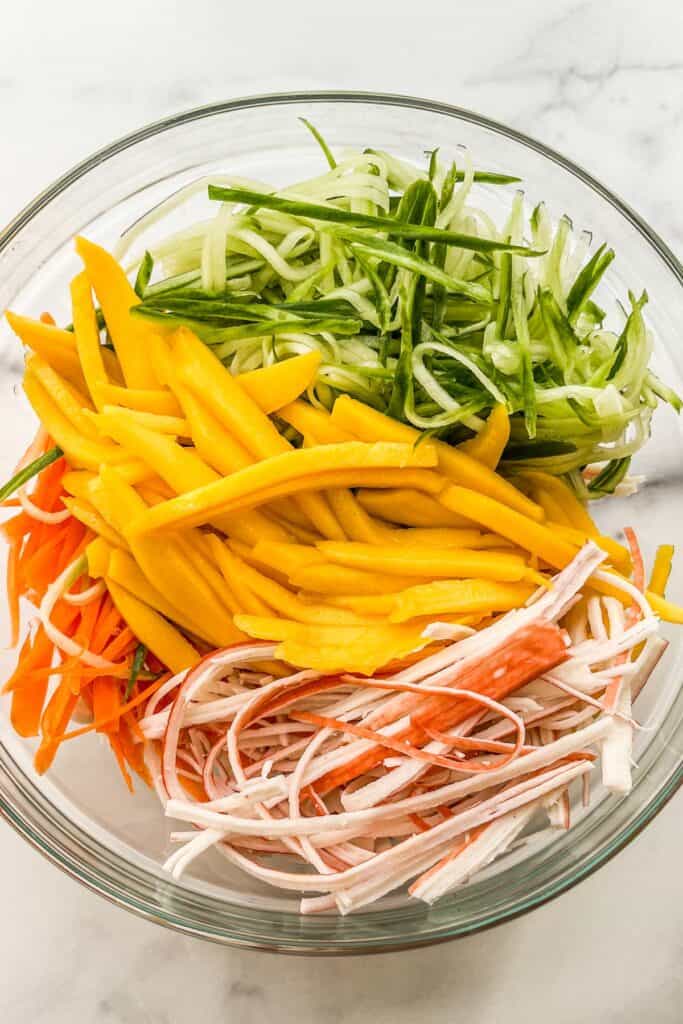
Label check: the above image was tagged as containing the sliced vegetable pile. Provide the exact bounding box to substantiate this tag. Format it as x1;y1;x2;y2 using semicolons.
1;125;682;912
114;124;680;481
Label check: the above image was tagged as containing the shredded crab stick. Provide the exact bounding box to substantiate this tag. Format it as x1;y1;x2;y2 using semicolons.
2;182;683;913
93;543;659;912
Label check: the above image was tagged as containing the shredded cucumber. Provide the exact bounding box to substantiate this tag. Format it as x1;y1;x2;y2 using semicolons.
120;121;679;480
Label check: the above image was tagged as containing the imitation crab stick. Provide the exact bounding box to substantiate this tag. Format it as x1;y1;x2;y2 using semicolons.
130;442;439;535
458;404;510;468
311;621;568;794
75;237;161;389
331;395;544;521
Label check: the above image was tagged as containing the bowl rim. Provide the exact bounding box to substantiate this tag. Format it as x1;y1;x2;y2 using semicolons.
0;89;681;955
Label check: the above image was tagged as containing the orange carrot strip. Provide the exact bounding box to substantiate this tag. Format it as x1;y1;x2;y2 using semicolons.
58;673;172;741
10;674;50;737
92;676;122;734
108;733;134;792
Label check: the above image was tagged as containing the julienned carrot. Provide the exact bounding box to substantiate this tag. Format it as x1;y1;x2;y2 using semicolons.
314;621;568;794
108;732;133;792
7;540;21;647
58;672;172;741
92;677;122;734
35;681;79;773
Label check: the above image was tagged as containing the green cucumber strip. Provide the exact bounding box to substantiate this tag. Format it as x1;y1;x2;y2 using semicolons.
587;456;631;495
538;287;578;373
0;446;63;502
125;643;148;700
207;186;543;255
347;237;491;304
299;118;337;169
566;243;615;323
134;251;154;298
364;151;521;185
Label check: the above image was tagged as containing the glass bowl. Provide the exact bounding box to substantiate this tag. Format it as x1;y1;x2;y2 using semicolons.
0;92;682;954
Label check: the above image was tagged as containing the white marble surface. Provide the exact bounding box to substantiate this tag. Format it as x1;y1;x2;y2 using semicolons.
1;0;682;1020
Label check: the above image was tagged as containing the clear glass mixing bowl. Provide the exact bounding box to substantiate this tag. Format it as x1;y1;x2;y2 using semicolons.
0;92;681;954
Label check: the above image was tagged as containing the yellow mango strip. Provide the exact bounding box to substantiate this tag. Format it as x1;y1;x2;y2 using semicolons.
237;351;321;414
101;405;190;436
389;578;537;623
105;580;200;674
269;518;321;545
266;499;319;530
86;537;114;580
70;272;109;410
172;354;340;541
75;237;161;389
515;470;598;537
7;311;87;390
97;384;182;417
91;467;241;647
548;521;631;574
131;535;243;647
530;487;572;527
646;591;683;624
111;461;159;485
131;441;438;535
355;488;474;528
649;544;674;597
94;408;286;545
382;527;508;550
174;533;240;616
278;400;356;445
171;326;289;460
303;592;396;616
209;538;365;626
234;615;428;675
107;548;209;638
23;373;123;472
62;496;128;550
317;541;531;583
326;489;395;544
171;329;344;538
289;563;428;596
27;356;100;440
458;404;510;469
205;535;270;615
172;379;252;473
440;485;578;570
251;541;326;578
297;492;346;541
331;395;544;522
95;410;216;492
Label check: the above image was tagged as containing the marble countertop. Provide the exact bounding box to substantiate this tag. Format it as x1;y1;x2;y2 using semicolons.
1;1;682;1020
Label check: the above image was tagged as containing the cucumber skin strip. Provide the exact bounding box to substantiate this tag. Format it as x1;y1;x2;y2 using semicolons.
0;447;63;502
207;185;542;256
